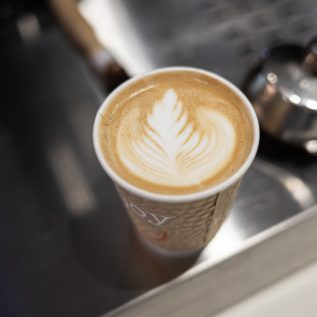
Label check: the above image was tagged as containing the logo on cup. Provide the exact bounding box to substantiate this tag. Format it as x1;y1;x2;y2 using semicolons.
123;198;174;226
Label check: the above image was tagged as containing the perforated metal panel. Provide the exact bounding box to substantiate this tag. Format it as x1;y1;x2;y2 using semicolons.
115;0;317;84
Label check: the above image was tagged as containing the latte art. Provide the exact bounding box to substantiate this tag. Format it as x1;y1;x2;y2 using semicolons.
98;70;253;194
118;89;235;187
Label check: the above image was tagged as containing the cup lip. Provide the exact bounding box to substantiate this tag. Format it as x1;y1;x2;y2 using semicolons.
93;66;260;203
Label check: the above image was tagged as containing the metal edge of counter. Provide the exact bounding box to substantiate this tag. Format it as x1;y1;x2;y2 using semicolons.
101;204;317;317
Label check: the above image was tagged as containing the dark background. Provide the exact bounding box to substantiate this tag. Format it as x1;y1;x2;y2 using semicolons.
0;2;128;316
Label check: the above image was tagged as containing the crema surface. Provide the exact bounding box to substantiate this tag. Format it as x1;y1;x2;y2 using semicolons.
98;71;253;194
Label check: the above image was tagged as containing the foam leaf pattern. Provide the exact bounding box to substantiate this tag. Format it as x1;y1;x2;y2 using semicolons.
119;89;236;187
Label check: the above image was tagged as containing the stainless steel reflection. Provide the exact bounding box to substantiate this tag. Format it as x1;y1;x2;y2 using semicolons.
245;43;317;153
199;158;315;261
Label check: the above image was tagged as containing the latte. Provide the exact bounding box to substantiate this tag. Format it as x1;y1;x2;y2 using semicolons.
97;70;254;194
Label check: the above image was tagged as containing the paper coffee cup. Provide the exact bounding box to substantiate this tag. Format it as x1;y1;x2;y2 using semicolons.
93;67;259;255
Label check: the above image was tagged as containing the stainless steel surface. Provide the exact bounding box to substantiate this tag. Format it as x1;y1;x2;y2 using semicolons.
304;37;317;74
1;1;317;316
105;206;317;317
80;0;317;82
245;42;317;152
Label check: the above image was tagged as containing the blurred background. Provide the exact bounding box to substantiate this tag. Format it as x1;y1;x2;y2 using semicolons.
1;0;317;317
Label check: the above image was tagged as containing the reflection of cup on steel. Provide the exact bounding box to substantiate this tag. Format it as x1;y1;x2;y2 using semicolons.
94;67;259;255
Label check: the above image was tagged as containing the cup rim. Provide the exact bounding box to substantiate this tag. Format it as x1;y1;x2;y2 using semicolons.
93;66;260;203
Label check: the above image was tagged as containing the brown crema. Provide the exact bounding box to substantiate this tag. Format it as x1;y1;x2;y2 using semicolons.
98;70;253;195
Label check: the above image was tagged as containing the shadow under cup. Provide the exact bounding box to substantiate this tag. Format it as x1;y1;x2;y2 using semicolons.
93;67;260;256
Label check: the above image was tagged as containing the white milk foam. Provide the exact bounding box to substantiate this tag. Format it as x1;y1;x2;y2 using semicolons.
117;89;236;187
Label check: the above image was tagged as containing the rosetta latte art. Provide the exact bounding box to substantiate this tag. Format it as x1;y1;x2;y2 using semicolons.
117;89;236;187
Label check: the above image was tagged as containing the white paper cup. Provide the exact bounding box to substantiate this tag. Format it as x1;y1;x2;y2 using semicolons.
93;67;259;254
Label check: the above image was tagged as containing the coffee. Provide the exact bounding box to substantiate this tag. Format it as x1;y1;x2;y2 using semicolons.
94;68;259;252
97;70;253;195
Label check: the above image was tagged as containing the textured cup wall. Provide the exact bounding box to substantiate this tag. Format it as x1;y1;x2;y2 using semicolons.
116;180;241;252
